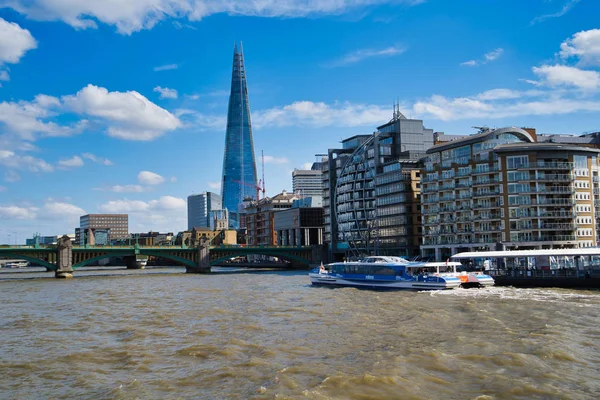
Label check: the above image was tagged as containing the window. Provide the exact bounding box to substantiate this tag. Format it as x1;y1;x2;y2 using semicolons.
506;155;529;169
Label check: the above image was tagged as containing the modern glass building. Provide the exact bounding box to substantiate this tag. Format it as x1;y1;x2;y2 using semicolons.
187;192;222;230
322;109;433;261
221;43;258;228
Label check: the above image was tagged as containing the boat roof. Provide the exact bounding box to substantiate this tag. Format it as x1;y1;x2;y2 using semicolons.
451;248;600;259
406;261;462;268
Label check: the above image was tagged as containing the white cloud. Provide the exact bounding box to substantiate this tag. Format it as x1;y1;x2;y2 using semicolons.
154;63;178;71
531;0;580;25
4;170;20;182
476;88;544;101
153;86;178;99
413;90;600;121
0;17;37;65
560;29;600;66
301;162;313;170
99;195;187;232
461;48;504;67
0;204;36;219
108;184;147;193
208;181;221;190
42;200;85;219
253;100;390;128
484;48;503;62
138;170;165;185
0;150;53;172
3;0;426;34
326;45;405;67
263;155;289;164
63;84;181;140
58;155;84;168
532;64;600;90
99;196;186;213
82;152;113;165
0;95;81;141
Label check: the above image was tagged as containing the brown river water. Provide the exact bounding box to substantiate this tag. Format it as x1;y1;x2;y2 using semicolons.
0;267;599;399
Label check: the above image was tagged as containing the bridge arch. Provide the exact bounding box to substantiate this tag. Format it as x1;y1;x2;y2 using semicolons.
0;252;56;271
137;251;197;268
72;252;131;269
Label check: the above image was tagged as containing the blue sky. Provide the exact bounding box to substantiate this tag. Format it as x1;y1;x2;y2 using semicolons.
1;0;600;242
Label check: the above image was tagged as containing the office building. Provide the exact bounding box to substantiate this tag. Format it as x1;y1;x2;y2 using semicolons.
25;235;57;246
274;206;324;246
221;43;258;228
78;214;128;245
322;108;432;261
187;192;222;230
245;190;299;245
292;168;323;197
420;127;600;261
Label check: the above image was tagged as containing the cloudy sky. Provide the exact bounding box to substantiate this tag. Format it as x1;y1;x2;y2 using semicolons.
0;0;599;242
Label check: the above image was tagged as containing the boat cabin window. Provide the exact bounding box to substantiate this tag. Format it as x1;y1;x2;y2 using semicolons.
331;264;399;276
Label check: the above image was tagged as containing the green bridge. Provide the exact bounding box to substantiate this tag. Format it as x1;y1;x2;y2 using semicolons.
0;238;320;278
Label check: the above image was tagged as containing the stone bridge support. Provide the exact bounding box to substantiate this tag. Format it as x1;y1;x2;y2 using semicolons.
55;235;74;279
186;238;211;274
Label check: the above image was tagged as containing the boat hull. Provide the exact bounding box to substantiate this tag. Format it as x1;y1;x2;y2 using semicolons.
309;273;460;290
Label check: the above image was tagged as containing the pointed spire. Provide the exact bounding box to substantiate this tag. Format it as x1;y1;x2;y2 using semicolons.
234;42;238;54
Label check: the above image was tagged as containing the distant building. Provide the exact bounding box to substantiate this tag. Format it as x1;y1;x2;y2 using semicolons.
176;227;237;247
221;43;259;228
127;231;174;246
78;214;128;245
245;190;300;245
292;169;323;197
274;207;324;246
25;235;57;246
187;192;222;230
209;209;229;231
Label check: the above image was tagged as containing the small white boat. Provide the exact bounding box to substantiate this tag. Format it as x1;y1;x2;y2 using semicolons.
407;261;495;288
309;256;461;290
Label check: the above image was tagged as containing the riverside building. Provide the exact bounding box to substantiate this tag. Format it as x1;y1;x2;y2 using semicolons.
322;108;433;261
421;127;600;261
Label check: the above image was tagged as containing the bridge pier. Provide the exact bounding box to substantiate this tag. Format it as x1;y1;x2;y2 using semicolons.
55;235;74;279
186;239;211;274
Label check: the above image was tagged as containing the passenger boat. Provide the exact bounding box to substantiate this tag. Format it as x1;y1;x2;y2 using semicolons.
309;256;461;290
407;261;495;288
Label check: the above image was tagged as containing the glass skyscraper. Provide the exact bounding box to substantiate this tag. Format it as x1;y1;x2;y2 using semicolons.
221;43;258;228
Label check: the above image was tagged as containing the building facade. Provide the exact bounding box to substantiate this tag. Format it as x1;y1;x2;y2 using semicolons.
221;43;258;228
78;214;128;245
421;127;600;261
187;192;222;230
322;110;432;261
274;207;324;246
292;168;323;197
245;190;299;245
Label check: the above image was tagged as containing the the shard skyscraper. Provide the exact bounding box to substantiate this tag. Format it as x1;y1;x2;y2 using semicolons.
221;43;258;228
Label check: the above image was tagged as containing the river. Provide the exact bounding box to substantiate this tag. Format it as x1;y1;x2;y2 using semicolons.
0;268;598;399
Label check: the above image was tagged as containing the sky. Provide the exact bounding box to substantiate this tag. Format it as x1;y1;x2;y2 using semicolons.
1;0;600;243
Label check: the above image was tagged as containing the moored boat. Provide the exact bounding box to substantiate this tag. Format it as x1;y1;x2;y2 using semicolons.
309;256;461;290
407;261;495;288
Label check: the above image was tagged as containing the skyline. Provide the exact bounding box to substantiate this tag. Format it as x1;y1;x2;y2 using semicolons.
1;0;600;242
